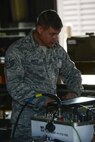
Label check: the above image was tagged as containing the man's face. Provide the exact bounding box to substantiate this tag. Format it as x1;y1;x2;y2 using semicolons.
37;26;61;47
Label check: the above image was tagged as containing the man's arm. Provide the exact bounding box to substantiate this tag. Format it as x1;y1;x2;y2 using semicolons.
4;47;35;103
60;53;83;97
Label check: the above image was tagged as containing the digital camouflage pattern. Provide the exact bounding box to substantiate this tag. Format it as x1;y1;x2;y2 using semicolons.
4;30;83;138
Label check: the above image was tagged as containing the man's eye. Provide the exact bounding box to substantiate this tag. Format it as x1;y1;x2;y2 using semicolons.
49;33;55;36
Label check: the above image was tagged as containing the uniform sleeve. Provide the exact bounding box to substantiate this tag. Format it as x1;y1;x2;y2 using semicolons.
4;47;35;103
59;52;83;96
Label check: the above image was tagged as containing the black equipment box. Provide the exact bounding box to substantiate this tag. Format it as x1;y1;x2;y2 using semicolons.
67;36;95;61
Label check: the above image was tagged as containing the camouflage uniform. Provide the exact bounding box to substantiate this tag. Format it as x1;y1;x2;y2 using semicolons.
4;30;83;138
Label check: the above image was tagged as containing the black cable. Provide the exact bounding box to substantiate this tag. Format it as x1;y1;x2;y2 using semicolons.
45;111;57;132
45;94;62;132
11;93;61;138
11;95;36;139
11;101;29;139
43;93;62;107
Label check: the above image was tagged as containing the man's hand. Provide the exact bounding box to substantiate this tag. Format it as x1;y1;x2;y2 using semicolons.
43;92;77;106
44;97;54;106
62;92;77;100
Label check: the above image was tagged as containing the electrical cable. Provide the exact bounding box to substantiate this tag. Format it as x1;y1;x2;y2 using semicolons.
42;93;62;107
11;93;61;138
11;95;35;139
45;94;62;132
45;111;57;132
71;124;82;142
11;102;27;138
80;104;95;115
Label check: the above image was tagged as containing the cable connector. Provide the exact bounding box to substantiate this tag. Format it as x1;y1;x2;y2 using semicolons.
25;93;43;105
35;93;43;98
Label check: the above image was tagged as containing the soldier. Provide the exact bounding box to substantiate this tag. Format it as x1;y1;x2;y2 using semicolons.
4;9;83;139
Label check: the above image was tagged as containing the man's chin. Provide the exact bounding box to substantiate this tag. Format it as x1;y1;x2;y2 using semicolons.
47;43;55;48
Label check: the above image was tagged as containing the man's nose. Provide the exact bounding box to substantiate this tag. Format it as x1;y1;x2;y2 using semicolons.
53;35;58;42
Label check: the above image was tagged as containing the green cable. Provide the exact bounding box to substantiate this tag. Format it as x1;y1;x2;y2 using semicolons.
71;124;82;142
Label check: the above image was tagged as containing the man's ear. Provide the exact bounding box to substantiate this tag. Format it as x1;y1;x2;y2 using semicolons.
36;25;44;34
